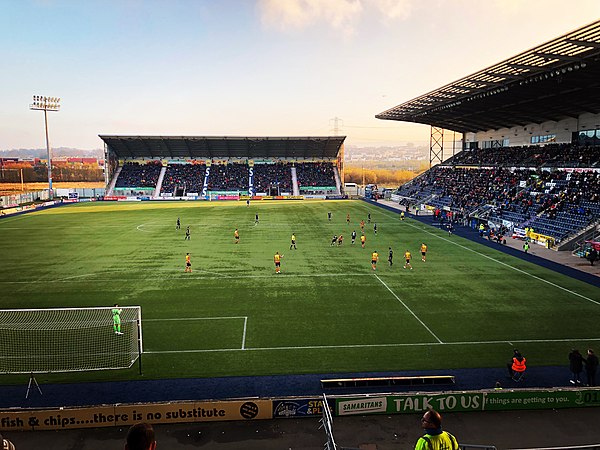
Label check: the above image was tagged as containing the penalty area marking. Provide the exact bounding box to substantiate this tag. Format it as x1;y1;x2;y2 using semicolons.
374;274;443;344
145;316;248;350
376;208;600;306
143;336;600;354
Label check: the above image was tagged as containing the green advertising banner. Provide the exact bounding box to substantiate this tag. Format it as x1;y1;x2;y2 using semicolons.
484;389;600;410
114;187;154;191
335;390;600;416
299;186;337;191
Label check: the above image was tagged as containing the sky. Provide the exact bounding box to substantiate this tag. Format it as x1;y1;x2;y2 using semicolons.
1;0;599;151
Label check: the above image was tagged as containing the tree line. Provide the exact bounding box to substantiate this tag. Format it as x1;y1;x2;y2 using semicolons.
343;163;427;187
0;163;103;183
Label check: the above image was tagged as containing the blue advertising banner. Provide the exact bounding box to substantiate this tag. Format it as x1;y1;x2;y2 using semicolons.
272;398;333;418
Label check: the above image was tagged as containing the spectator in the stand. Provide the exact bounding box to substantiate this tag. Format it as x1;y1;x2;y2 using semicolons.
588;247;598;266
585;349;599;386
569;349;584;385
125;422;156;450
0;432;16;450
414;409;459;450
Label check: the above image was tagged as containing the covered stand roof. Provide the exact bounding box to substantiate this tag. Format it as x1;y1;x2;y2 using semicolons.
99;136;346;159
376;20;600;133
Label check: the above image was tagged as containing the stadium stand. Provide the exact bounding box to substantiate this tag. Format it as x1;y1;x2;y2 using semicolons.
393;143;599;245
100;136;345;198
378;20;600;250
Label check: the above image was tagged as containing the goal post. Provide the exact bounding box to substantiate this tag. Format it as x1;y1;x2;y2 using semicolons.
0;306;142;374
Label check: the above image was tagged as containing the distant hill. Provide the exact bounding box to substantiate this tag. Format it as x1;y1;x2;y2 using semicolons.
0;148;103;159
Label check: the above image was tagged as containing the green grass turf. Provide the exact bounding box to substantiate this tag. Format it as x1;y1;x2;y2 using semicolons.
0;200;599;384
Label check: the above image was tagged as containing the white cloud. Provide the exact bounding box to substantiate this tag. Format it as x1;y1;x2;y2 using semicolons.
371;0;413;21
258;0;412;34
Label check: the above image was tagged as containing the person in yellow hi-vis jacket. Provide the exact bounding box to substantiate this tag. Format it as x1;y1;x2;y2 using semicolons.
414;409;458;450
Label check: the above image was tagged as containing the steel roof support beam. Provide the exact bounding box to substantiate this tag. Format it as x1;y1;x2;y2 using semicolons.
430;126;444;167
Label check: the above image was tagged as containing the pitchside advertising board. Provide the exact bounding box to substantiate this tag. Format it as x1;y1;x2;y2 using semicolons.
336;389;600;416
272;398;334;418
3;391;600;431
0;398;332;431
0;400;272;431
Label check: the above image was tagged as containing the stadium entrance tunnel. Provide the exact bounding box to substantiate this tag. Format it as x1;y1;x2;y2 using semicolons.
320;375;456;389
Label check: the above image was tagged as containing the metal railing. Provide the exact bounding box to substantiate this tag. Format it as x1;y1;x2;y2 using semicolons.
508;445;600;450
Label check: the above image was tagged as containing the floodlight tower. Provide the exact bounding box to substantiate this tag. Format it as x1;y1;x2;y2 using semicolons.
30;95;61;198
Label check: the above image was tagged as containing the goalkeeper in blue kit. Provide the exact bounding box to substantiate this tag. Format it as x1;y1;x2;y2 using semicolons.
112;304;123;335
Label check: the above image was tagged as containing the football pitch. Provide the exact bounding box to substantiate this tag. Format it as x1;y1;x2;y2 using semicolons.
0;200;599;384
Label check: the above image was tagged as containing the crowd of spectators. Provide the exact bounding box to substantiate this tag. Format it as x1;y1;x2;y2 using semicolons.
160;164;206;195
207;163;248;191
397;160;599;242
519;170;600;240
446;143;599;168
398;167;529;212
295;162;336;191
253;162;293;193
115;161;162;188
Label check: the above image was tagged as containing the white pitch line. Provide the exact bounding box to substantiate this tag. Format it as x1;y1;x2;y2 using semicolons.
143;336;600;354
144;315;249;350
57;271;123;281
195;269;234;277
144;316;247;321
374;273;443;344
0;272;373;284
376;208;600;306
136;223;153;232
0;224;147;230
55;268;231;280
242;316;248;350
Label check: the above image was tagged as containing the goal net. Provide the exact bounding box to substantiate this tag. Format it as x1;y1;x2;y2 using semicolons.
0;307;142;374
